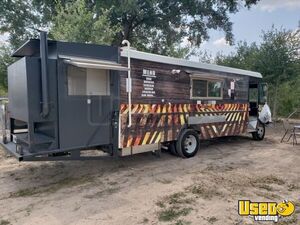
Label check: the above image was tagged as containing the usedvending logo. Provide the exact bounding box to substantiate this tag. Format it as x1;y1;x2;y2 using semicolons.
238;200;295;222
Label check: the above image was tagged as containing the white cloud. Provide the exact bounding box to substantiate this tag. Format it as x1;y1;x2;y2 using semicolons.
258;0;300;12
213;37;229;47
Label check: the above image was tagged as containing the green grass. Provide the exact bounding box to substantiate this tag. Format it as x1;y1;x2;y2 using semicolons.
174;219;192;225
158;207;193;222
0;220;11;225
9;176;94;198
156;192;194;208
10;188;38;198
187;184;222;199
156;200;165;208
167;192;194;205
156;184;222;222
156;191;195;222
207;216;218;224
251;175;285;186
287;183;299;191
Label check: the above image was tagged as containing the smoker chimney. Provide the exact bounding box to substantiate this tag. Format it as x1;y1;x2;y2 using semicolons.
40;31;49;117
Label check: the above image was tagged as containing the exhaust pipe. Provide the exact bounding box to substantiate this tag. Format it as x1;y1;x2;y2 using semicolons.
40;31;49;117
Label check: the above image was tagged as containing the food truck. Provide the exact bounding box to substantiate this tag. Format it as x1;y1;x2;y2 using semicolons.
0;32;270;161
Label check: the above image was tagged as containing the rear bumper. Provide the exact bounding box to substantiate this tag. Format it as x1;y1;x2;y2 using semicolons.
0;141;24;161
0;140;115;161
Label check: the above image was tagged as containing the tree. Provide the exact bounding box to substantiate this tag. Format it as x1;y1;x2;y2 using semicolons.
51;0;121;45
216;41;260;70
0;0;75;49
1;0;260;55
277;79;300;117
0;0;42;49
0;46;15;96
216;27;300;118
193;49;214;63
93;0;260;56
256;28;300;118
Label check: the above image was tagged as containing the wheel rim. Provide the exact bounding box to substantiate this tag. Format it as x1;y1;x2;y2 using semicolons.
184;135;197;154
257;124;264;138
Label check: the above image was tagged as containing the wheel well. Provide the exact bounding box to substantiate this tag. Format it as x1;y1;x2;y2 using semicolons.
174;125;201;141
188;125;201;135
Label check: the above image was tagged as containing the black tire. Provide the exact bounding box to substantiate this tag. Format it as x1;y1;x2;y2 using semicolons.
252;120;265;141
168;141;178;156
2;136;7;144
176;129;200;158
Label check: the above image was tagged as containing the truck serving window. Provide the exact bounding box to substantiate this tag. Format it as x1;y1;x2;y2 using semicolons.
67;65;110;96
191;78;222;99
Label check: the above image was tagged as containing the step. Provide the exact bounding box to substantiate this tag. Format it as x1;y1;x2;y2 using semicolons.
16;133;53;145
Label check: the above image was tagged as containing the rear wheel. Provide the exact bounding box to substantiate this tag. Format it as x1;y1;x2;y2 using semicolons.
176;129;200;158
252;120;265;141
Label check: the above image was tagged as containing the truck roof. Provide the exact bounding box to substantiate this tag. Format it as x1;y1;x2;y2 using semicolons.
12;39;262;79
120;47;262;78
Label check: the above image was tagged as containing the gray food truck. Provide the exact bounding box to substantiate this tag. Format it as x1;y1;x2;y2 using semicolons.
0;32;270;161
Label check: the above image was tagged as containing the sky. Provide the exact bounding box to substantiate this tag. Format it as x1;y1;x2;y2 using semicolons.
200;0;300;58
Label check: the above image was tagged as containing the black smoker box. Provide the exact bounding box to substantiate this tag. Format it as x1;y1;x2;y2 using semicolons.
3;32;122;160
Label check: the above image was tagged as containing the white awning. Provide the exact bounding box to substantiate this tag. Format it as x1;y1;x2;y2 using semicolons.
121;47;262;78
59;55;129;71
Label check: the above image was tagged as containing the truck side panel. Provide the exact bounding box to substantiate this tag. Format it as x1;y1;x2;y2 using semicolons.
119;103;248;148
119;58;249;149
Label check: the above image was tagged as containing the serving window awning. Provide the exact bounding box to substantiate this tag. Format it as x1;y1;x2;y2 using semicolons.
59;55;129;71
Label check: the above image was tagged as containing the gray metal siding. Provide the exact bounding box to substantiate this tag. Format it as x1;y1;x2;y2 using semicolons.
8;57;29;122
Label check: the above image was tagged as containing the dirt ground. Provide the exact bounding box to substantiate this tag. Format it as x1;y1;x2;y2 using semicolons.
0;124;299;225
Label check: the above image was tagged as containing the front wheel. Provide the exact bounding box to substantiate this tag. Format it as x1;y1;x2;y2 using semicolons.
176;129;200;158
252;120;265;141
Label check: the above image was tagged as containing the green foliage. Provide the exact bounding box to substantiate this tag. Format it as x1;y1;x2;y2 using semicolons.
216;41;260;70
216;27;300;117
276;79;300;117
51;0;121;45
1;0;259;55
95;0;259;56
0;0;42;49
195;50;214;64
257;28;299;84
0;46;14;96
